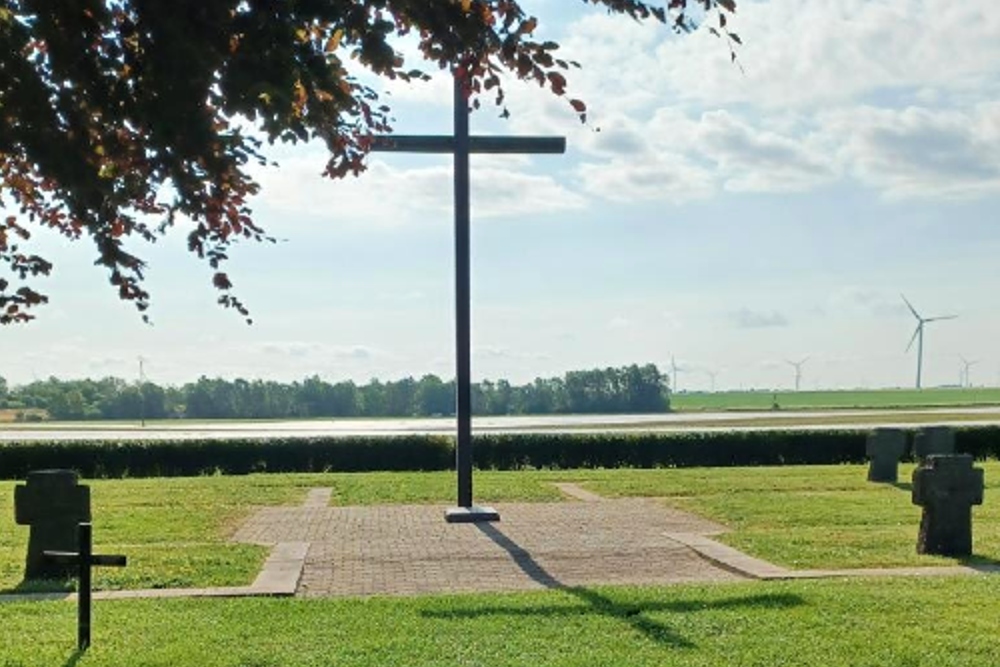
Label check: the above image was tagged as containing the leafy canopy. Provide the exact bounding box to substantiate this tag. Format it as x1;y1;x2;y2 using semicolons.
0;0;738;323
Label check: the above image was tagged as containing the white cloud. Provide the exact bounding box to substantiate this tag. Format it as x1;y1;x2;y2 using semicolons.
577;151;715;203
821;104;1000;199
254;154;587;225
560;0;1000;111
828;287;909;319
574;108;835;201
730;308;789;329
474;345;550;362
256;341;377;361
692;110;835;192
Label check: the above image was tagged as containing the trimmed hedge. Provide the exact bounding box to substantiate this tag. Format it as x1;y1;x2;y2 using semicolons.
0;426;997;479
0;436;454;479
474;430;871;469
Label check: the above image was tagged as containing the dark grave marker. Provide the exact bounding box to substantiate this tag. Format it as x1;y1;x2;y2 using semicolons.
371;69;565;523
912;454;984;556
866;428;907;483
14;469;91;578
44;522;127;651
913;426;955;461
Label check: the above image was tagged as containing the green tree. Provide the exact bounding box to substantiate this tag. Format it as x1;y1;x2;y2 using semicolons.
416;374;453;416
0;0;737;323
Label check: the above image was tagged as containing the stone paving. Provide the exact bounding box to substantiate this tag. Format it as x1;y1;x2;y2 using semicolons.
231;491;745;597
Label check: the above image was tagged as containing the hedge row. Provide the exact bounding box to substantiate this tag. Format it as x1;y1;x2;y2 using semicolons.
0;427;997;479
0;436;454;479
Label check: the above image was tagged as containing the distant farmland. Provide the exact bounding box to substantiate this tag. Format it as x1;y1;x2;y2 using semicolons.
670;387;1000;412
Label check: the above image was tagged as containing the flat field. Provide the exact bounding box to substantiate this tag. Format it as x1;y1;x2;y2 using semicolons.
671;387;1000;411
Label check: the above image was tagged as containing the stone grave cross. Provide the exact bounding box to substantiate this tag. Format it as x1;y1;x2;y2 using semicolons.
14;469;91;578
44;522;127;651
912;454;984;556
866;428;907;483
913;426;955;460
371;69;565;523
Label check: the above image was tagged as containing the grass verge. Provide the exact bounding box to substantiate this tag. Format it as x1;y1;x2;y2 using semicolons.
0;577;998;666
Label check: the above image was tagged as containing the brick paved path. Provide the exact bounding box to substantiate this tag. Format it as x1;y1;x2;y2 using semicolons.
232;497;744;597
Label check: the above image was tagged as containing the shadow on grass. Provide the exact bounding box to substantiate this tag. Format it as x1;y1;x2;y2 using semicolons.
62;649;85;667
421;522;803;648
890;481;913;492
0;577;74;597
961;554;1000;570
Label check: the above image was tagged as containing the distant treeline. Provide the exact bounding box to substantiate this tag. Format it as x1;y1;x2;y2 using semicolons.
0;363;669;421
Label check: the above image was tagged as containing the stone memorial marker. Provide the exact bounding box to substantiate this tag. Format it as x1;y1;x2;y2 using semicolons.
14;469;91;579
912;454;984;556
866;428;907;483
44;522;127;651
913;426;955;461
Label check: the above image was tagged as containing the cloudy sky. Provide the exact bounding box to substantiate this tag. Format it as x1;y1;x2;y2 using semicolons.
4;0;999;391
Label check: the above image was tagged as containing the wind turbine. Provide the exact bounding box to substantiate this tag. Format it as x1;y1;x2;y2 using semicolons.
704;369;718;393
959;356;978;388
785;357;809;391
902;295;956;389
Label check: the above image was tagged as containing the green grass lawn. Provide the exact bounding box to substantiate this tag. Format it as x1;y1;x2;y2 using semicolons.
1;577;999;666
2;466;1000;665
568;463;1000;568
671;387;1000;411
1;464;997;592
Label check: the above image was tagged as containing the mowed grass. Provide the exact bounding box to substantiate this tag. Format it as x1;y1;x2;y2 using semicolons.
0;471;563;592
567;463;1000;568
671;386;1000;411
0;464;997;591
0;474;335;592
2;577;1000;666
2;466;1000;665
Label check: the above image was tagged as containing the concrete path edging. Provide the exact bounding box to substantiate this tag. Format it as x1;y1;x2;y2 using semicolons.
552;483;605;502
0;489;328;603
667;531;997;581
666;532;791;579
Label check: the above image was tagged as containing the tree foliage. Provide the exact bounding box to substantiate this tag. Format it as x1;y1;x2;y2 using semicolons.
0;0;737;323
1;362;669;420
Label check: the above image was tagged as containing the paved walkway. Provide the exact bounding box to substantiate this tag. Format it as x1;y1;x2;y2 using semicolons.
232;491;743;597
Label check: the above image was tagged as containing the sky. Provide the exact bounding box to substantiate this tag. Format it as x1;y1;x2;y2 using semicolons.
3;0;999;392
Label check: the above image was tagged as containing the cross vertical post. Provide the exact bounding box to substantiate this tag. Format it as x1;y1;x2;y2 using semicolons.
370;68;565;522
43;522;127;651
79;522;93;650
453;73;473;511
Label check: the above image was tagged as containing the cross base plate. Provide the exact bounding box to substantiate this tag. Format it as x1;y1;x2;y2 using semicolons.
445;506;500;523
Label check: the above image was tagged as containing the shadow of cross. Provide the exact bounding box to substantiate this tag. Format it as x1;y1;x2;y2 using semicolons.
421;523;803;648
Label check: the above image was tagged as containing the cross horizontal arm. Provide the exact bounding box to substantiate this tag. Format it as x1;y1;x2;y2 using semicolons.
43;551;127;567
42;551;79;565
371;135;565;154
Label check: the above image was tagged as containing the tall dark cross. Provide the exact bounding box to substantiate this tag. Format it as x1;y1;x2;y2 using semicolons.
44;522;127;651
371;70;565;523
